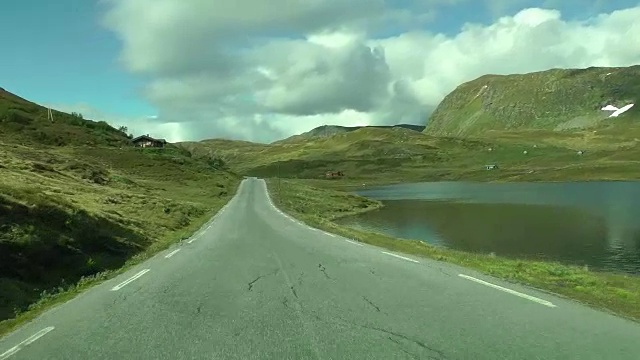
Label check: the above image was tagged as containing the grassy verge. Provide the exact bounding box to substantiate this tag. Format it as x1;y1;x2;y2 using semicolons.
0;143;241;336
265;178;640;322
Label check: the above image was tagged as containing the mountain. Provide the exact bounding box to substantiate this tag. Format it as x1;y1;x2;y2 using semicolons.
180;125;611;182
424;65;640;136
180;127;460;179
276;124;426;144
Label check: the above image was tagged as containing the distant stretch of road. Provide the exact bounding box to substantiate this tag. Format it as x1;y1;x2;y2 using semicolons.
1;178;640;359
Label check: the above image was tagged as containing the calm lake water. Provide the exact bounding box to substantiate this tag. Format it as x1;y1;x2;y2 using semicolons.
336;181;640;275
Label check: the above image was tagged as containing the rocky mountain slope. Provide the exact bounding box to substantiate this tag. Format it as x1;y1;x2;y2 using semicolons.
424;66;640;136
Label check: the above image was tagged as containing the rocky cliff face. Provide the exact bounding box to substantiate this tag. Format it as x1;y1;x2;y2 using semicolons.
424;66;640;136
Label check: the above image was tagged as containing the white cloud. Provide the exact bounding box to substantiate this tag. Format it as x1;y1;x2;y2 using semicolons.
101;0;640;143
251;35;391;115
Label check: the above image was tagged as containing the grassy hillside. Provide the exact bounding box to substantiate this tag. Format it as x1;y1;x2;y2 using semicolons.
0;88;240;330
179;124;640;185
0;87;132;147
424;65;640;137
178;138;269;167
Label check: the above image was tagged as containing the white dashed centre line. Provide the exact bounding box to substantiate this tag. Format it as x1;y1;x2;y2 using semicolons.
0;326;55;360
164;249;181;259
381;251;419;263
458;274;557;308
110;269;150;291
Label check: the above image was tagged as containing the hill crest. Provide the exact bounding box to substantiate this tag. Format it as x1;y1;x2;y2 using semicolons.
276;124;425;144
0;87;130;147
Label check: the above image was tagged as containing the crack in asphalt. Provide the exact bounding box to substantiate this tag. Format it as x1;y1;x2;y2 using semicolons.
307;312;446;359
438;268;452;277
362;324;447;359
270;250;321;360
318;263;333;280
388;336;419;359
247;268;280;291
422;262;455;278
362;296;381;312
110;286;144;307
247;276;262;291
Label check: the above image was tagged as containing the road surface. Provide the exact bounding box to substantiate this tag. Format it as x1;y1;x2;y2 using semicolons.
1;178;640;359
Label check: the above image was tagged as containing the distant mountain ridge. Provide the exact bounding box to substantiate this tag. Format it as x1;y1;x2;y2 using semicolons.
424;65;640;136
276;124;425;143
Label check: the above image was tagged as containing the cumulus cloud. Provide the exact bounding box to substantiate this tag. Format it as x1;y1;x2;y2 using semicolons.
100;0;640;143
253;34;391;115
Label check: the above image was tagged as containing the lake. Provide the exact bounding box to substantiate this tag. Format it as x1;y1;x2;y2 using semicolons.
336;181;640;275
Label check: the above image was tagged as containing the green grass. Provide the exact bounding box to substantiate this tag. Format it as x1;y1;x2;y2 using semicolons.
0;87;245;336
425;65;640;136
0;140;241;336
265;178;640;322
0;88;132;147
180;125;640;184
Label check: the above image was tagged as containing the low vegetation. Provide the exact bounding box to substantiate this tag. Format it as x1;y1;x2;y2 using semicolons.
0;88;241;335
266;179;640;321
180;122;640;185
425;65;640;136
0;88;132;147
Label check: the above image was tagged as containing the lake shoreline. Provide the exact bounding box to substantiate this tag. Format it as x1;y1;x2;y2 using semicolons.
337;198;639;276
265;178;640;322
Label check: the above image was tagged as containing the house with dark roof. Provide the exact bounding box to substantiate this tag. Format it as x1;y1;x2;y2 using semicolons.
131;134;167;148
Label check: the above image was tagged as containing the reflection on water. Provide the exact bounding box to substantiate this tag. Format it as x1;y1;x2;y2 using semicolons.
338;181;640;275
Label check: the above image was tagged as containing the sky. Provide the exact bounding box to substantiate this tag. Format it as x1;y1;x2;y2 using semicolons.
1;0;639;143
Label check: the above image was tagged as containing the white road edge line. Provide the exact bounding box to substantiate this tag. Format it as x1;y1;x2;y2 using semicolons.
381;251;419;263
187;236;199;244
324;232;337;238
458;274;557;308
0;326;55;360
110;269;150;291
164;249;181;259
345;239;364;246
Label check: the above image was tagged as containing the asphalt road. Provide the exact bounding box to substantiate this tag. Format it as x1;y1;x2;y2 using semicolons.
2;178;640;359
